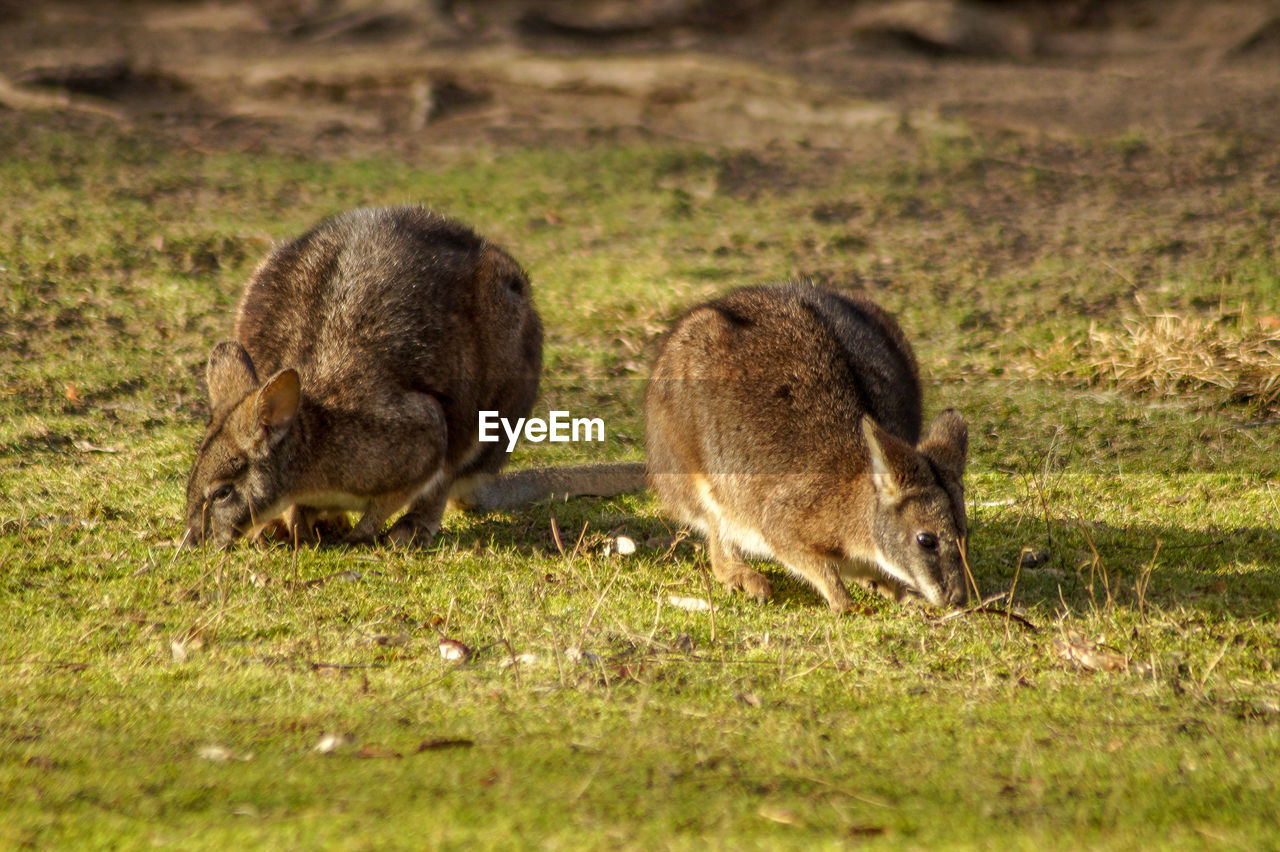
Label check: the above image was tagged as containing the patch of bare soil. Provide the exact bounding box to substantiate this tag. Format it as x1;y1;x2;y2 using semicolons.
1;0;1277;159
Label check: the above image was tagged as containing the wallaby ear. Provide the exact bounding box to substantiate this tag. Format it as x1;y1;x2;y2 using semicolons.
861;416;916;500
206;341;259;411
254;369;300;445
918;409;968;478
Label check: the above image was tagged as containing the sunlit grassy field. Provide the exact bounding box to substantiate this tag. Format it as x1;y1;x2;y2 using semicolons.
2;120;1279;848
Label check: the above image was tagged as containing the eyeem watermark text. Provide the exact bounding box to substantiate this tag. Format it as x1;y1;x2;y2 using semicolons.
479;411;606;452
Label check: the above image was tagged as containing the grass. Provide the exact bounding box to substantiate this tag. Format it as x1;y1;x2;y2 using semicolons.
1030;306;1280;413
2;117;1280;849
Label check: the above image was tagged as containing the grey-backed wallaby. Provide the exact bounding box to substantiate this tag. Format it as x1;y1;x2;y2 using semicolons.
184;205;643;548
645;283;971;611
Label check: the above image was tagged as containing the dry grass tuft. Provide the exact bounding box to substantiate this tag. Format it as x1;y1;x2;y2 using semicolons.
1033;308;1280;414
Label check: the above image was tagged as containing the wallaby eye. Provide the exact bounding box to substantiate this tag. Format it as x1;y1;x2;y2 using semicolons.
916;531;938;550
210;484;235;504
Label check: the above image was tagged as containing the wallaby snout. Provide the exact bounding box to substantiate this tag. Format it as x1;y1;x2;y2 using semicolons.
184;348;301;548
645;284;973;613
861;411;970;609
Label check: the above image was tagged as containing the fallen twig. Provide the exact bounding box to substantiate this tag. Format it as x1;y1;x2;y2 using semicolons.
941;593;1039;632
951;606;1039;633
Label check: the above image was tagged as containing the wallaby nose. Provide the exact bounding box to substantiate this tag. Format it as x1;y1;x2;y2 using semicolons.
946;580;971;607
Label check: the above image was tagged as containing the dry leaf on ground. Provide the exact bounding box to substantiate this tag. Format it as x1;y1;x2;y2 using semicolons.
1056;631;1127;672
197;744;251;762
439;639;472;662
758;804;803;826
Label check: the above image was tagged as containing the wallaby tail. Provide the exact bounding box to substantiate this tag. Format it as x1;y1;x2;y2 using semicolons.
452;462;647;512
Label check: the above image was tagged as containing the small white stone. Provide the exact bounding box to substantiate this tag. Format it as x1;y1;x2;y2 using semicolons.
314;733;347;754
603;534;637;557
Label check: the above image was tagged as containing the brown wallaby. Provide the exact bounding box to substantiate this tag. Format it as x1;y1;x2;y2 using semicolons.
184;205;641;548
645;283;971;611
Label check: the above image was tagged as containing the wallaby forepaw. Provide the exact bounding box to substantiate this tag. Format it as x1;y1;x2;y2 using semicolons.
858;577;910;604
725;571;773;603
826;586;860;614
252;519;294;545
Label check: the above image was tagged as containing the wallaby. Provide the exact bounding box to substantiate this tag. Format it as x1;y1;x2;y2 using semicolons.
645;283;971;611
184;205;641;548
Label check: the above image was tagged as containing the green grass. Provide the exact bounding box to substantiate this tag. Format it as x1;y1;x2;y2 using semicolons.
2;120;1280;849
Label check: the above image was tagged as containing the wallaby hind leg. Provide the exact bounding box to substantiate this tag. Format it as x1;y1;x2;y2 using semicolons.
385;481;449;547
346;395;449;545
345;489;417;545
707;533;773;602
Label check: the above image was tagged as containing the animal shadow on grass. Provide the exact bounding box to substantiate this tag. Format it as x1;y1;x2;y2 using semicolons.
449;507;1280;619
969;516;1280;619
448;498;678;559
274;500;1280;619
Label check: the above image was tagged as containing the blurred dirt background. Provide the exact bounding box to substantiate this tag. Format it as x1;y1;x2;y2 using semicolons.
1;0;1278;156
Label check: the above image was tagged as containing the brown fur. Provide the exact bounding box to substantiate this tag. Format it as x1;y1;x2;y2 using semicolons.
184;205;542;547
645;283;970;611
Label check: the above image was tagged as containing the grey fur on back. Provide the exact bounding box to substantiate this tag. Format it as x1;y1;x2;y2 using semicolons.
184;205;542;547
646;284;922;477
233;206;541;468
